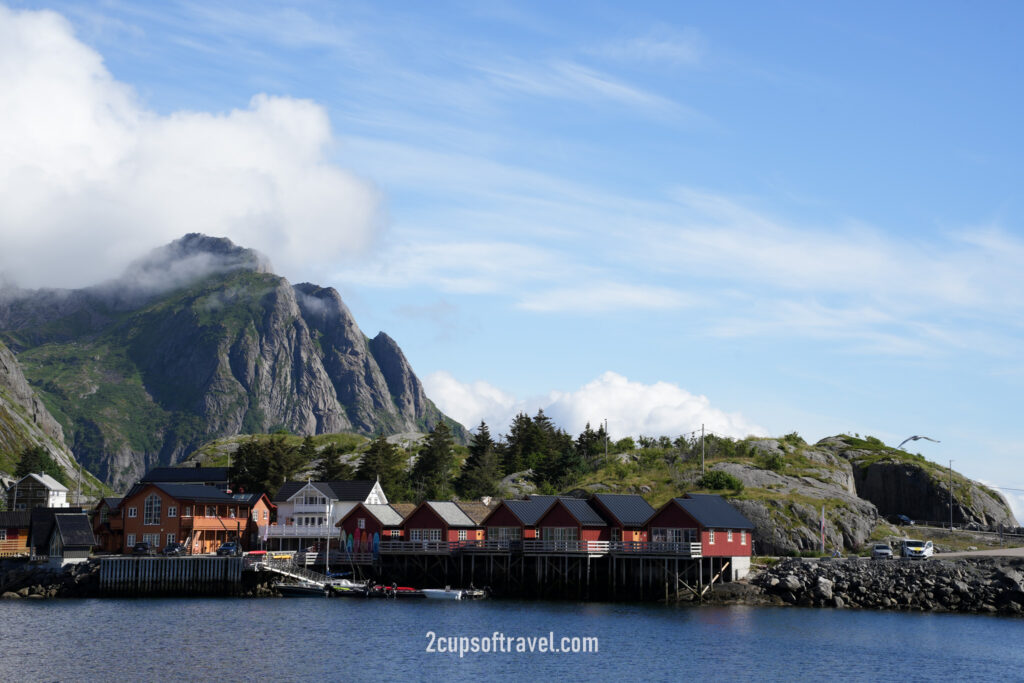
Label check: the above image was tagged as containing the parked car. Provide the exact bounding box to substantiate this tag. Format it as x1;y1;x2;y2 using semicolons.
162;542;186;556
871;543;893;559
901;539;934;559
216;541;241;557
132;541;157;556
896;514;915;526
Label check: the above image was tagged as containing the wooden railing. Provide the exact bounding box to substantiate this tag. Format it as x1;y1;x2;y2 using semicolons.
611;541;702;557
522;540;610;554
372;538;704;556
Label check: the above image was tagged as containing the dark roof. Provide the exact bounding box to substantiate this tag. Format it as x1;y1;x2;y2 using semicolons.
498;498;551;526
272;480;377;503
231;492;267;505
141;466;230;484
592;493;656;526
29;507;85;552
559;498;607;526
675;494;755;530
0;511;31;528
102;497;122;510
150;484;241;504
52;514;96;548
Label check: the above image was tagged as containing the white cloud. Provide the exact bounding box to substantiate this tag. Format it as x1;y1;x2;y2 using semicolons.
0;5;380;289
594;26;706;67
517;283;694;313
424;370;765;441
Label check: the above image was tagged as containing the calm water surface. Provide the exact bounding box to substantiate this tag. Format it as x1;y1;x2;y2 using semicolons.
1;598;1022;682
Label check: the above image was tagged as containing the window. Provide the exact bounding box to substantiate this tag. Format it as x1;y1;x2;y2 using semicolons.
0;529;6;541
488;527;522;541
457;529;467;541
100;508;109;524
183;506;192;517
144;494;161;525
143;533;160;546
205;505;215;517
262;510;268;521
126;534;136;547
252;510;259;522
166;533;176;545
167;506;177;518
228;507;236;518
727;530;733;542
127;507;137;518
358;518;365;530
741;530;747;545
544;527;578;542
709;530;715;544
410;529;441;542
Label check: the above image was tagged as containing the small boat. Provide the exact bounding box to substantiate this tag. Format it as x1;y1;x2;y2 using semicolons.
422;587;464;601
274;581;326;597
369;584;426;599
326;579;371;598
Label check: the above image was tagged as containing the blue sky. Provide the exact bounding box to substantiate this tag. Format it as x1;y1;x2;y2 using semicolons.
2;2;1023;518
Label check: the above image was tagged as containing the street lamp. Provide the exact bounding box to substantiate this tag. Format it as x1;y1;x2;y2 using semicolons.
949;460;954;530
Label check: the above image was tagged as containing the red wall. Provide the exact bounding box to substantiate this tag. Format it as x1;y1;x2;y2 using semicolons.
402;505;447;535
646;502;699;529
701;528;752;557
483;504;537;539
340;505;383;538
537;501;609;540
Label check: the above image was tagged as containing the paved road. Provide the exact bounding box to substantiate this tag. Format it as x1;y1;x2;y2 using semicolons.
939;546;1024;559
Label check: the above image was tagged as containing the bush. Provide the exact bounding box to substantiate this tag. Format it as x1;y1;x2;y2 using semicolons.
697;470;744;491
758;451;786;472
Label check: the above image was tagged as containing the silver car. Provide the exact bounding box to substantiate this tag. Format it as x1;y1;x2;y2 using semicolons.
871;543;893;559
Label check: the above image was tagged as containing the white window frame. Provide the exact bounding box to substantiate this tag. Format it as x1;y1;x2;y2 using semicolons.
457;529;467;541
544;527;578;542
0;529;6;541
143;533;160;546
488;527;522;541
144;494;161;525
709;529;715;544
410;528;442;542
741;530;747;545
127;507;137;518
126;533;136;547
358;518;366;530
167;506;177;518
166;533;176;545
727;529;733;542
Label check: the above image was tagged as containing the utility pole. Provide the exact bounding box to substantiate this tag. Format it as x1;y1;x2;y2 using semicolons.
77;460;82;507
701;424;705;477
949;459;954;530
604;419;608;461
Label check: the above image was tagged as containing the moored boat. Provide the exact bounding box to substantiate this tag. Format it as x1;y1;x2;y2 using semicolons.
421;588;463;600
274;581;327;597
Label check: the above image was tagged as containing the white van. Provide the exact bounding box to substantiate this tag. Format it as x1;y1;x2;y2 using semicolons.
901;539;934;559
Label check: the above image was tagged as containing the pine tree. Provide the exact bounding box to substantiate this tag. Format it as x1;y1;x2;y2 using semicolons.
229;436;304;494
314;444;355;481
356;435;407;497
456;422;501;499
410;422;455;500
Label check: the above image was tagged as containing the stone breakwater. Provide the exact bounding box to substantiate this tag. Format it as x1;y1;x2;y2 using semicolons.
1;560;100;599
751;557;1024;615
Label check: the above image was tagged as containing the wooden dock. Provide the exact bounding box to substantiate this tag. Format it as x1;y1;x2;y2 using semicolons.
99;557;244;596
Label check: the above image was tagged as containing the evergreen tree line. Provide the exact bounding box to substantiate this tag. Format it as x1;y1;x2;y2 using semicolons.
227;415;752;504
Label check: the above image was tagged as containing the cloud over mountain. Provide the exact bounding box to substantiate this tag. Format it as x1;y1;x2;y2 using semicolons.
0;5;380;289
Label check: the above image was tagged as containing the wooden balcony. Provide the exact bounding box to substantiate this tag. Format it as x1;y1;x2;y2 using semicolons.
522;540;610;556
610;541;702;558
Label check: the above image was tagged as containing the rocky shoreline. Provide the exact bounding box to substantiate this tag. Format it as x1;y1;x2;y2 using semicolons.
744;556;1024;616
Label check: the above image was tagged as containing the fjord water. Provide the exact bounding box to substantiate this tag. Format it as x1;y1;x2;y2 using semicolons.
1;599;1022;681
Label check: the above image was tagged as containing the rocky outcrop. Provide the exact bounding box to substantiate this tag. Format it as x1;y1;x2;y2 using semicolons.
752;556;1024;616
0;235;466;489
0;340;81;480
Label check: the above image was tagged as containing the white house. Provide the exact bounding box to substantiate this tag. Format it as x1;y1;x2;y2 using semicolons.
267;479;387;550
6;473;69;510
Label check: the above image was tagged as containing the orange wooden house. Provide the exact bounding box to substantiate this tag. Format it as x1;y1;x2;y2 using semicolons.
91;497;124;553
118;483;259;554
0;511;31;557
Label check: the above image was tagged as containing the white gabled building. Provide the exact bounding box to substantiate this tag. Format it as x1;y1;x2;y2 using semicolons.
6;473;70;510
267;479;387;550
